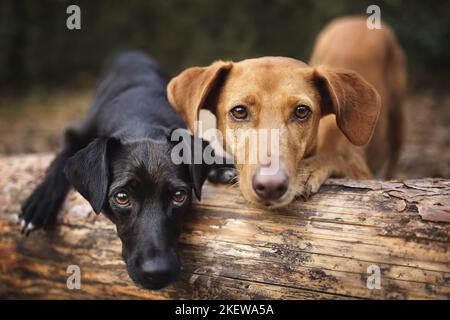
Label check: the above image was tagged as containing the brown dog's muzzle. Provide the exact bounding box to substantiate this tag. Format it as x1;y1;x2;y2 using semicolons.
252;167;289;201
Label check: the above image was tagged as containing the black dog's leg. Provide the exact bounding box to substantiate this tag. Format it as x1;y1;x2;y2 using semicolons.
19;153;72;234
19;125;93;235
207;161;238;185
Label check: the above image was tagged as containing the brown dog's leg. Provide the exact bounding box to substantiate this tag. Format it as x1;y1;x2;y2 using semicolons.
295;148;373;200
385;44;407;180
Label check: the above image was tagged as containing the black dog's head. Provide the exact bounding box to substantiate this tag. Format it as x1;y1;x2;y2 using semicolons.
64;133;211;290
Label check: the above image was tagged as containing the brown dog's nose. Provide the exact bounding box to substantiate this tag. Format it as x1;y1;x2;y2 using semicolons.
252;168;289;201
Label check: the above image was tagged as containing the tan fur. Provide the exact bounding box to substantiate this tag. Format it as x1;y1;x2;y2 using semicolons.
168;16;406;208
310;16;406;180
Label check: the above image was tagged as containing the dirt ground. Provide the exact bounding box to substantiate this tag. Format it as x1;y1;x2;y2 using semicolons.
0;89;449;179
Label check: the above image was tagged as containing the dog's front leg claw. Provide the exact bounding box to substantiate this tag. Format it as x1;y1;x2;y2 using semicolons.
295;184;313;201
19;184;60;235
208;166;238;185
20;220;36;236
295;161;328;202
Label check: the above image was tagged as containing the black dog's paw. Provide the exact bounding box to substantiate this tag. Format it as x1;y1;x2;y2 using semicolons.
19;184;59;235
208;166;238;184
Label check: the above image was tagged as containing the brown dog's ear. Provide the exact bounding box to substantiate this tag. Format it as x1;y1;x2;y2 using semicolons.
168;61;232;134
312;66;381;146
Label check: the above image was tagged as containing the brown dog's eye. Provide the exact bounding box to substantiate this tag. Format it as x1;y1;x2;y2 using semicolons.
114;192;130;207
230;105;248;121
294;105;312;121
172;190;187;205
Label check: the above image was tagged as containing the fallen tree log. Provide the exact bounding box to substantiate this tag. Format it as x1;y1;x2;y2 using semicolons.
0;154;449;299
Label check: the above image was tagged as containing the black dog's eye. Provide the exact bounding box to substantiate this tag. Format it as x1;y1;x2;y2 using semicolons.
230;105;248;121
114;191;130;207
294;105;312;121
171;190;187;206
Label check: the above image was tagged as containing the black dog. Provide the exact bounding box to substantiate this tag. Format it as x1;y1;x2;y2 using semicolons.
19;52;233;290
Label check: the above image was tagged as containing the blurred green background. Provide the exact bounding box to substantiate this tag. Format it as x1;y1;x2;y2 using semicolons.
1;0;449;94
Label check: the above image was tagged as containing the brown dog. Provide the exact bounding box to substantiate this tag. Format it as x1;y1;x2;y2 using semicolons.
168;16;406;208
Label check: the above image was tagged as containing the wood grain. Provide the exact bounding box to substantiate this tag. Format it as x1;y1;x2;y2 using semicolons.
0;154;449;299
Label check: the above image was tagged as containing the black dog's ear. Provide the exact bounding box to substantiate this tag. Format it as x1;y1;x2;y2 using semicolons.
64;138;119;214
170;128;213;200
190;136;214;200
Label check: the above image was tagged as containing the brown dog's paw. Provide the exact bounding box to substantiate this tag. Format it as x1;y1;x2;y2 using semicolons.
295;158;330;201
295;177;323;201
295;184;312;201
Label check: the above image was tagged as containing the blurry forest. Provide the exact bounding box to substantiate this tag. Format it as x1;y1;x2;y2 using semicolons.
0;0;449;178
1;0;450;91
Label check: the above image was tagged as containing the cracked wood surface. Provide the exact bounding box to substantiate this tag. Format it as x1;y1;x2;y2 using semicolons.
0;154;449;299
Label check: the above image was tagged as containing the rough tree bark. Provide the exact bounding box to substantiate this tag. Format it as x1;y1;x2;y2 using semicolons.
0;154;449;299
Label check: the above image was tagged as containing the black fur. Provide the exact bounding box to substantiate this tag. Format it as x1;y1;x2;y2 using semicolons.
19;51;213;290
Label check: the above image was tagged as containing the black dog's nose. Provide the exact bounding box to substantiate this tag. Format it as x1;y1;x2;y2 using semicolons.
140;258;174;283
252;168;289;201
128;253;180;290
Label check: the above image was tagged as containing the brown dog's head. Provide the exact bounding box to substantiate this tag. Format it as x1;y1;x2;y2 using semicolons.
168;57;380;208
